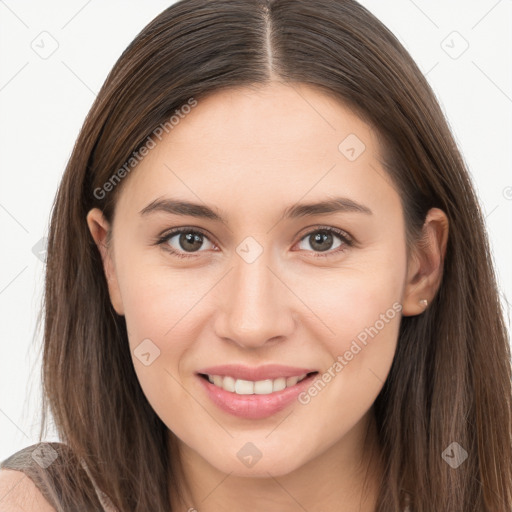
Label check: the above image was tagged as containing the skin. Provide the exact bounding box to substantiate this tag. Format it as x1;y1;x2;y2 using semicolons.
87;81;448;512
0;469;56;511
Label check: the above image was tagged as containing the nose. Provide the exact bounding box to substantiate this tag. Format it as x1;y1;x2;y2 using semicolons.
214;249;296;350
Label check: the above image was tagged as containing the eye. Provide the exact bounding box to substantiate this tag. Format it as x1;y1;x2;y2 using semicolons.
156;228;216;259
295;226;353;257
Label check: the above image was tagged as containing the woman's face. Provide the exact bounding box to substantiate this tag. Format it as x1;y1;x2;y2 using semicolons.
88;82;424;477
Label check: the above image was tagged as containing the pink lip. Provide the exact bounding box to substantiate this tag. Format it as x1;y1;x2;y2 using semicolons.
196;366;318;420
196;364;317;381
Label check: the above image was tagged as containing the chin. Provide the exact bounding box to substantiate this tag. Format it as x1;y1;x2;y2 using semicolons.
202;444;310;478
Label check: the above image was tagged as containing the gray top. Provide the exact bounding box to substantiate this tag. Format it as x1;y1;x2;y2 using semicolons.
0;441;116;511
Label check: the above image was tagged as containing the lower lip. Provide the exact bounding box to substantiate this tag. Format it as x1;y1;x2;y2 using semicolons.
196;373;317;419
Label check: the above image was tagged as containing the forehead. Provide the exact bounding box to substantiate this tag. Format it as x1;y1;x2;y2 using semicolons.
115;82;399;222
161;82;374;156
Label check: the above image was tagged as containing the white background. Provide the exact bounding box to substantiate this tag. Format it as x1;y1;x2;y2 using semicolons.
0;0;511;461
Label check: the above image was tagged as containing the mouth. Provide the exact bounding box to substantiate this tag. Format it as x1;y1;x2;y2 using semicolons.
195;365;319;419
197;371;318;395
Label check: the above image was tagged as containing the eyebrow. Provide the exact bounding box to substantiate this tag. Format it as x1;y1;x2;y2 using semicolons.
139;196;373;223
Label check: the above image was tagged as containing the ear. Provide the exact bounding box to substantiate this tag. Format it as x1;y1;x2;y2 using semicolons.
402;207;449;316
86;208;124;316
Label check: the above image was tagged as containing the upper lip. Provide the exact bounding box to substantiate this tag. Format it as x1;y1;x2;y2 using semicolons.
197;364;317;381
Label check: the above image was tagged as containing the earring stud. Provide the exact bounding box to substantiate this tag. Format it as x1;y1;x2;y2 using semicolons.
419;299;428;308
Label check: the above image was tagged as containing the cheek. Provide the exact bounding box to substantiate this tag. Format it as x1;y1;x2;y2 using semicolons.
115;244;208;343
293;292;402;454
296;241;405;351
120;271;202;376
295;244;405;409
308;277;401;403
116;259;222;420
118;266;204;429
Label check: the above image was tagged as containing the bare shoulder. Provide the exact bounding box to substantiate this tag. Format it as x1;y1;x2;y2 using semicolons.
0;468;56;511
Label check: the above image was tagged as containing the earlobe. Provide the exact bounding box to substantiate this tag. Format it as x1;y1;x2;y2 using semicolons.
86;208;125;316
401;208;449;316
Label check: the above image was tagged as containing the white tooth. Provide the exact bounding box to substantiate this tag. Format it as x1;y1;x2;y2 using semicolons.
223;376;236;392
254;379;273;394
209;374;309;394
286;376;299;387
235;379;254;394
273;377;286;392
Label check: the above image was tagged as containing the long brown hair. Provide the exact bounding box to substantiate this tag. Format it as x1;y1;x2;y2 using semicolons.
26;0;512;510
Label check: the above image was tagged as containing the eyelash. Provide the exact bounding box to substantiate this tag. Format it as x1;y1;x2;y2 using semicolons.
154;225;354;260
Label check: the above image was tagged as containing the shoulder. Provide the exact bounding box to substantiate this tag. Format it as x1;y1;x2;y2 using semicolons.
0;442;70;511
0;441;108;511
0;467;56;511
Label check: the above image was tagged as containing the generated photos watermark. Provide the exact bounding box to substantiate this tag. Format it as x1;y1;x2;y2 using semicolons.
298;301;403;405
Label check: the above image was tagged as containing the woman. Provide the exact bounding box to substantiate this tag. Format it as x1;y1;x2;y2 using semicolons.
1;0;511;511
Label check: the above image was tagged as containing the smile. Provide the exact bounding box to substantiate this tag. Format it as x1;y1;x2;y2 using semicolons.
200;373;313;395
195;364;320;419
